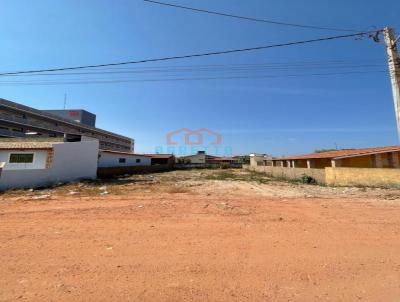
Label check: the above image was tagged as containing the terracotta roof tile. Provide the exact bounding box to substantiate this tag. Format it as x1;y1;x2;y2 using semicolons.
275;146;400;161
0;141;58;149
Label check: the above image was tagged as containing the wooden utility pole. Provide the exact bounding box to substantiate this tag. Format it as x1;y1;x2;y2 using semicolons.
383;27;400;140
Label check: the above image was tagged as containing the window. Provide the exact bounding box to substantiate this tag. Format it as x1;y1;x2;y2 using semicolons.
136;159;141;163
9;153;34;163
119;158;126;163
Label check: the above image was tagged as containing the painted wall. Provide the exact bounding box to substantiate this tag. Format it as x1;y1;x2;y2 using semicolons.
0;150;48;170
325;167;400;187
98;163;173;177
0;140;99;190
312;158;333;169
244;164;400;188
98;152;151;168
338;155;374;168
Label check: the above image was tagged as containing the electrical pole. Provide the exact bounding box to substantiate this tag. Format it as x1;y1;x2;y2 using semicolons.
63;93;67;109
383;27;400;141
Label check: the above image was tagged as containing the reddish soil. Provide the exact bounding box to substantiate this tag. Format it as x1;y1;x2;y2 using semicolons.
1;170;400;301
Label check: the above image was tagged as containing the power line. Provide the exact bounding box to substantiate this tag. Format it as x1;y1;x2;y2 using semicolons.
2;63;386;78
0;30;383;77
0;70;386;86
143;0;361;32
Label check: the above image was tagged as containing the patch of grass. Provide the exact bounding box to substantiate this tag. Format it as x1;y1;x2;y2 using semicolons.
205;170;239;181
299;174;317;184
205;170;271;184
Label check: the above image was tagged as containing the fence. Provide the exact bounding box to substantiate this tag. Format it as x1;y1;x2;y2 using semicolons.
244;165;400;187
97;163;173;178
325;167;400;187
175;163;242;169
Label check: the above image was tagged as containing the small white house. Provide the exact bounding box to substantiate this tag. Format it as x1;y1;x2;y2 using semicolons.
98;150;151;168
0;139;99;190
178;151;206;164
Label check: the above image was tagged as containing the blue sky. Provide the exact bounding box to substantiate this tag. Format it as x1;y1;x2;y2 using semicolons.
1;0;399;156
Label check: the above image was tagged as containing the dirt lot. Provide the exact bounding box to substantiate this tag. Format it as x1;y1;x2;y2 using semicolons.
1;169;400;301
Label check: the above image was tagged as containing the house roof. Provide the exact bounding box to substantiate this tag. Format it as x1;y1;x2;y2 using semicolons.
206;157;238;161
0;141;59;150
274;146;400;161
99;149;150;157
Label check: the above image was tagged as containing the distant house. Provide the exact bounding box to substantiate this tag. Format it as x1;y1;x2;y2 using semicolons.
96;153;174;177
249;153;272;166
269;146;400;169
0;138;99;190
177;151;241;168
146;154;175;167
98;150;151;168
178;151;207;165
247;146;400;187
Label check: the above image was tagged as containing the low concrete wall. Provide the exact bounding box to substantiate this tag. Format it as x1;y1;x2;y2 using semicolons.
325;167;400;187
245;165;326;184
175;163;242;169
97;163;173;178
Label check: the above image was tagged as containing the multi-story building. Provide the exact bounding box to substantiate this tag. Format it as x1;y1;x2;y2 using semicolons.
0;98;134;152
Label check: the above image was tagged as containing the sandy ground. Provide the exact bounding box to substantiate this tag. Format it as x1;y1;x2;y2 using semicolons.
1;169;400;301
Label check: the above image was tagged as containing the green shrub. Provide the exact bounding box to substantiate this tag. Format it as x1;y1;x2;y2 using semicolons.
220;163;231;169
299;174;316;184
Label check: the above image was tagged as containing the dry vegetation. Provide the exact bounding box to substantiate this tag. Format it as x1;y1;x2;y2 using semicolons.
1;169;400;301
2;169;400;201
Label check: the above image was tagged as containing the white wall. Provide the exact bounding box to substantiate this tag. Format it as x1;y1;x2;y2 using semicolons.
0;150;48;170
52;140;99;181
0;140;99;190
98;151;151;168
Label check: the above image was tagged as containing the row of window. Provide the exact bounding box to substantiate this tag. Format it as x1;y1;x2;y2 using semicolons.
1;109;131;148
119;158;141;164
8;154;143;165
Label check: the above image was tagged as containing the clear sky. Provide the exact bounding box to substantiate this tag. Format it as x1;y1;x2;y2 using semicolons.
1;0;400;156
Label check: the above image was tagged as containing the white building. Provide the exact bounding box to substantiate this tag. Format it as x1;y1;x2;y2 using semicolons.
98;150;151;168
178;151;206;164
0;139;99;190
249;153;272;167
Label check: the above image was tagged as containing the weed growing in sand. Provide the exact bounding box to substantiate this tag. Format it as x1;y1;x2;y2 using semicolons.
205;170;270;184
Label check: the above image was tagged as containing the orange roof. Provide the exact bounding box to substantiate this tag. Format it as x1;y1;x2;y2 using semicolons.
275;146;400;161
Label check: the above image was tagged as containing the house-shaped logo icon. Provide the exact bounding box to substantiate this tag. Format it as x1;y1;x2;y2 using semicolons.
166;128;222;145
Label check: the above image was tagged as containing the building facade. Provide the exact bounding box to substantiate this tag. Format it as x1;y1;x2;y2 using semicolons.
269;146;400;169
98;150;151;168
247;146;400;187
177;151;241;168
0;98;133;152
